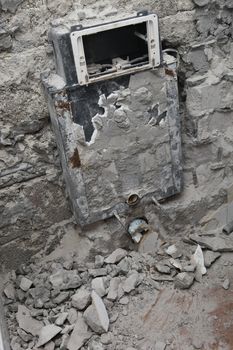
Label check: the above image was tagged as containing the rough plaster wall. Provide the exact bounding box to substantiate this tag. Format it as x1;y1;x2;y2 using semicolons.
0;0;233;268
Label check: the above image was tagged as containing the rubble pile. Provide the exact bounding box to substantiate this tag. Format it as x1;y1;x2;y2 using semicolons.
3;231;231;350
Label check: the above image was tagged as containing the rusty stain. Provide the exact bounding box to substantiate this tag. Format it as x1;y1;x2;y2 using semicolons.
165;68;175;77
55;100;70;110
70;148;81;168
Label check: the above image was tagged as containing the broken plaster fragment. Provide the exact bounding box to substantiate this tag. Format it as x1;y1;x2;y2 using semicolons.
191;245;207;276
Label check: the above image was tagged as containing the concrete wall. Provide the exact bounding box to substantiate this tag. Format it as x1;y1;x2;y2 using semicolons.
0;0;233;269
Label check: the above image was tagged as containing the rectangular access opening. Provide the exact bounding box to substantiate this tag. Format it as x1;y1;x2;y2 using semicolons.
70;13;161;85
83;23;148;78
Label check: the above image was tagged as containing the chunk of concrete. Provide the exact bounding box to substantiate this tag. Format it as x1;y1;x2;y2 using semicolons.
138;231;158;255
20;277;33;292
4;282;16;300
71;289;91;310
91;277;106;297
189;234;233;252
67;313;91;350
204;251;221;267
222;278;230;290
84;291;109;334
191;245;207;275
122;271;139;293
55;312;68;326
174;272;194;289
67;308;78;325
155;263;171;274
107;277;121;301
37;325;62;347
16;305;43;336
105;248;127;264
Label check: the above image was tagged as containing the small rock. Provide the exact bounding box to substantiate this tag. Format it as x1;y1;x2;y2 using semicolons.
84;291;109;334
169;258;182;271
110;312;119;323
222;278;230;290
105;248;127;264
71;289;91;310
95;255;104;268
204;251;221;268
37;325;62;347
55;312;68;326
88;340;104;350
107;277;121;301
4;283;16;300
174;272;194;289
155;263;171;274
61;325;74;335
20;277;33;292
117;258;131;275
122;308;128;316
17;328;32;342
67;313;92;350
89;268;107;278
91;277;106;297
100;332;112;345
16;305;43;336
67;308;78;325
183;265;195;272
119;296;129;305
53;291;70;305
0;0;24;13
165;244;182;259
63;260;73;270
122;271;139;293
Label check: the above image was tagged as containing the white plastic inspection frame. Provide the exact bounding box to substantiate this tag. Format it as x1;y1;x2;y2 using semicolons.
70;14;161;86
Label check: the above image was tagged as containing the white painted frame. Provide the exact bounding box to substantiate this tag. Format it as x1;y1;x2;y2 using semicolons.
70;14;161;85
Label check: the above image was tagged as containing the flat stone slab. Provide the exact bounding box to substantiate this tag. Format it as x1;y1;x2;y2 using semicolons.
105;248;127;264
16;305;43;336
84;291;109;334
37;325;62;347
189;234;233;252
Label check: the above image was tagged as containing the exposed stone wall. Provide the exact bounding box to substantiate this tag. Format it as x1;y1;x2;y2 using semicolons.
0;0;233;269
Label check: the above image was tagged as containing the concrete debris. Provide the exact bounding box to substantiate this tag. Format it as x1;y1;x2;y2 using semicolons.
155;263;171;274
122;271;139;293
91;277;106;297
191;245;207;275
222;278;230;290
4;282;16;300
37;324;62;347
107;277;121;301
138;231;159;255
55;312;68;326
204;251;221;267
88;340;104;350
44;341;55;350
19;277;33;292
165;244;182;258
71;289;91;310
67;313;91;350
67;308;78;325
222;220;233;235
174;272;194;289
105;248;127;264
84;291;109;334
16;305;43;336
189;234;233;252
169;258;182;271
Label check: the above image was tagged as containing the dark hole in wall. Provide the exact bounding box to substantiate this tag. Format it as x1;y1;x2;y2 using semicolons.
68;75;130;142
83;23;148;66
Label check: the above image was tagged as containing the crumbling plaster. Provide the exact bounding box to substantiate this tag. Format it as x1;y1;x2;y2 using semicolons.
0;0;233;269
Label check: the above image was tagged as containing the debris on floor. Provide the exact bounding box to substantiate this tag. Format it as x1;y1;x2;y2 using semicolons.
3;229;233;349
